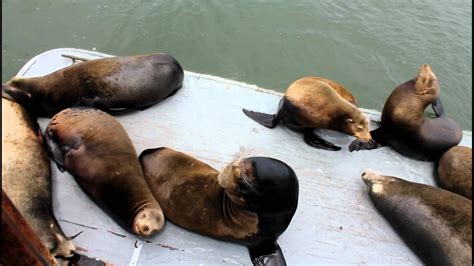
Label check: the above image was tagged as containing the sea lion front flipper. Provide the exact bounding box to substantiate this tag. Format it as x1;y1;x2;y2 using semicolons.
348;139;381;152
303;131;341;151
242;109;280;128
431;97;445;117
249;242;286;266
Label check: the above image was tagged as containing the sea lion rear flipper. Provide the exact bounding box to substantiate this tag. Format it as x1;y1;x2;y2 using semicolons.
431;97;445;117
242;109;280;128
303;131;341;151
249;242;286;266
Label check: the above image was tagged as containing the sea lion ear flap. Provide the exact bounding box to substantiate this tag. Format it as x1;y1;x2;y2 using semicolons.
2;83;32;104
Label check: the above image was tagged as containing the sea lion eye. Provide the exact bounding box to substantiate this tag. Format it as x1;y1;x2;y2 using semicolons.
347;118;354;123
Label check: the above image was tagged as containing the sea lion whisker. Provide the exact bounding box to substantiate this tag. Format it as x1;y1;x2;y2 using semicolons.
68;231;83;240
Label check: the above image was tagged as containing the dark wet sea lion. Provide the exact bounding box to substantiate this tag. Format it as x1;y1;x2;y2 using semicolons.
350;64;462;161
2;98;76;257
139;147;299;265
2;53;184;117
362;169;472;265
437;146;472;199
243;76;377;151
44;107;164;237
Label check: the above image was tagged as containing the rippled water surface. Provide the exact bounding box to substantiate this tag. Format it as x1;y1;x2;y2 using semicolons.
2;1;471;129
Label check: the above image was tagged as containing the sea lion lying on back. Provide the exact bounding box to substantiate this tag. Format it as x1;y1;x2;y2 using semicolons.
139;147;299;265
2;53;184;117
362;169;472;265
350;64;462;161
437;146;472;199
44;107;164;237
243;77;377;151
2;98;76;258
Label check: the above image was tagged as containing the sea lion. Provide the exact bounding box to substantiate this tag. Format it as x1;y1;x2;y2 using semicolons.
242;76;377;151
2;98;76;258
437;146;472;199
139;147;299;265
350;64;462;161
2;53;184;117
44;107;164;237
361;169;472;265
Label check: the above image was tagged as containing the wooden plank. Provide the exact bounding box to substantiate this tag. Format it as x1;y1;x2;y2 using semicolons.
2;189;56;266
17;48;471;265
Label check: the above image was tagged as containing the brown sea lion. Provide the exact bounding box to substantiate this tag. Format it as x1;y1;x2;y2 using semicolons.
350;64;462;161
44;107;164;237
2;53;184;117
139;147;299;265
2;98;76;258
362;169;472;265
243;76;377;151
437;146;472;199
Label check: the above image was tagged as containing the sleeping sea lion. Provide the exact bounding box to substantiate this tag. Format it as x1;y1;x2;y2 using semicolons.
2;53;184;117
2;98;76;257
350;64;462;161
139;147;299;265
362;169;472;265
44;107;164;237
437;146;472;199
243;77;377;151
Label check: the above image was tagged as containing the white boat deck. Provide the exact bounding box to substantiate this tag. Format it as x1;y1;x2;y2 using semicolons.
16;48;472;265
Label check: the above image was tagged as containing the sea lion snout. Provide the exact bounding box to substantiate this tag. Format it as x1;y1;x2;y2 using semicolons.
361;169;380;184
52;233;76;258
132;208;165;237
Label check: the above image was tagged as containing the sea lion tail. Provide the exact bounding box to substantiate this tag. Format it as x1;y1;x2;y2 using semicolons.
242;109;280;128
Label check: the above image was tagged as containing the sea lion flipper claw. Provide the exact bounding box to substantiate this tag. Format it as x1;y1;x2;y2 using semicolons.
242;109;279;128
303;131;341;151
249;242;286;266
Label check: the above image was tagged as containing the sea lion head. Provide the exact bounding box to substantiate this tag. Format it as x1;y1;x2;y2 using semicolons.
218;157;299;237
2;77;43;115
413;64;440;97
361;169;398;196
131;208;165;237
340;111;372;142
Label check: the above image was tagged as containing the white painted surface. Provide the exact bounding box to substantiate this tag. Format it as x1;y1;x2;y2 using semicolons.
16;48;472;265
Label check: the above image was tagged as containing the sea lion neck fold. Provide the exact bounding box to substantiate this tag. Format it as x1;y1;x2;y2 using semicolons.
140;148;299;265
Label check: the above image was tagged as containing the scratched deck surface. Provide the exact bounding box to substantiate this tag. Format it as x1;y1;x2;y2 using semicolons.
16;48;472;265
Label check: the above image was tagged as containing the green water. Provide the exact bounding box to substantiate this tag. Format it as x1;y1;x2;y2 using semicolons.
2;1;472;130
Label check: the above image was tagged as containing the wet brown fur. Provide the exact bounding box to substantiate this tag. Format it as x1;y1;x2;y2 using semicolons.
284;77;371;141
4;53;183;116
438;146;472;199
2;98;75;257
362;170;472;265
371;64;462;160
140;148;259;240
45;108;164;235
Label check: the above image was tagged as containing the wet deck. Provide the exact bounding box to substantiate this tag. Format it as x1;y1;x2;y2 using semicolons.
17;48;472;265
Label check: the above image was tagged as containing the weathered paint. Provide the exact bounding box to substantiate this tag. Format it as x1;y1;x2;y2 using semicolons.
15;48;472;265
